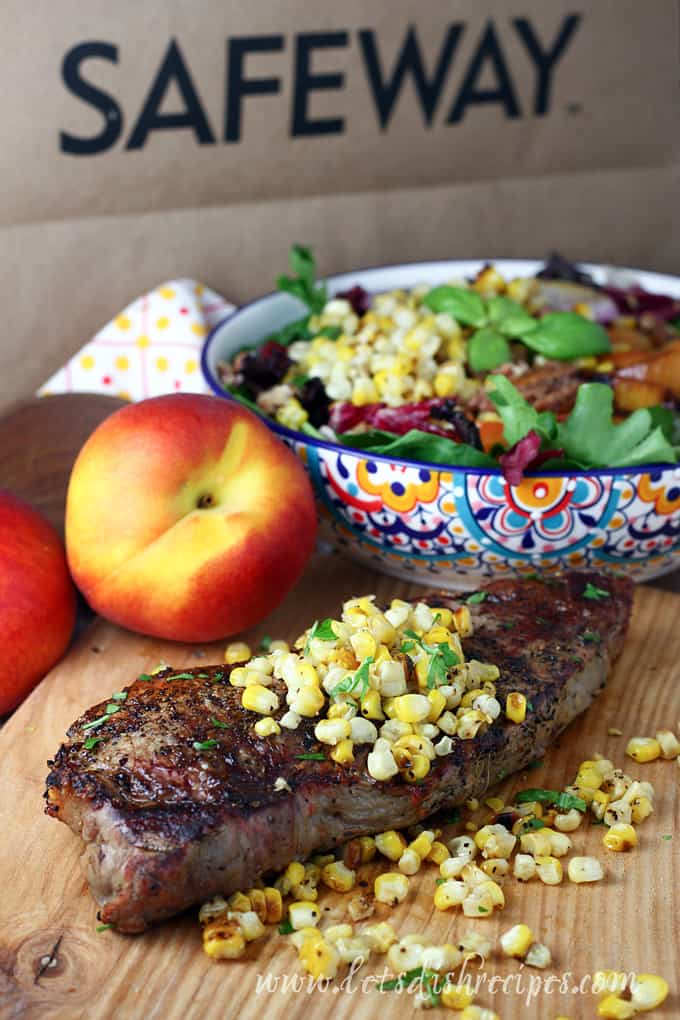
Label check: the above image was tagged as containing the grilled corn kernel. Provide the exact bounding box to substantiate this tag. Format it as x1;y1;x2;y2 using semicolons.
526;942;552;969
475;824;517;860
506;692;527;723
241;684;278;715
289;686;325;718
452;605;473;637
362;921;397;953
485;796;505;813
397;849;421;876
630;795;653;824
513;854;537;881
575;762;603;789
367;744;398;781
199;895;229;923
225;642;251;664
603;822;637;852
630;973;669;1011
441;982;475;1010
374;872;409;906
655;730;680;759
246;888;266;922
314;718;351;745
401;752;431;783
462;881;504;917
202;919;246;959
426;688;447;722
321;861;356;893
626;737;661;763
392;693;431;724
480;859;509;879
254;717;281;738
387;938;425;972
330;738;355;765
406;831;433;861
349;716;378;744
548;832;572;858
457;709;486;740
554;808;583;832
499;923;534;958
289;901;320;930
375;830;407;861
519;829;554;857
567;856;604;883
434;879;467;910
535;856;563;885
324;923;353;944
346;892;374;922
448;834;477;859
264;887;283;923
229;667;249;688
350;629;377;661
597;995;636;1019
361;688;385;720
237;910;266;941
427;840;450;866
298;937;339;980
334;935;371;965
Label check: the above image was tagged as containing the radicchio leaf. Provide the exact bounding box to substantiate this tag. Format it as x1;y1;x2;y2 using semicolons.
498;430;564;485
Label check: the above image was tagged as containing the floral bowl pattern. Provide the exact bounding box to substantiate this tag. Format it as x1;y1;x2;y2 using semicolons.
202;259;680;589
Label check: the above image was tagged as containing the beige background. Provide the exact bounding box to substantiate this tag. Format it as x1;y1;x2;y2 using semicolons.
1;0;679;412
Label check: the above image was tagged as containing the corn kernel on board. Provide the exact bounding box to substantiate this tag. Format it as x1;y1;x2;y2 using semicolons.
1;552;678;1020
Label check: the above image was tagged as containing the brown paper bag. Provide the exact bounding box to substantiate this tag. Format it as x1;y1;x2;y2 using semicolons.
2;0;679;412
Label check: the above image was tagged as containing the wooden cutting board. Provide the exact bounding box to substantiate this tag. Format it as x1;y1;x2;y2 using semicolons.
1;553;678;1020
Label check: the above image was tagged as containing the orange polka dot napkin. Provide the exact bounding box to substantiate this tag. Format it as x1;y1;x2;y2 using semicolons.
38;279;234;401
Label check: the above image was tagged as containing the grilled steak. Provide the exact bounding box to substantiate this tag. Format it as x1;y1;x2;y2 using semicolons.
45;572;632;932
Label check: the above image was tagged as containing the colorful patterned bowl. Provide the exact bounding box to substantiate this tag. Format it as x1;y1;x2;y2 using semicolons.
202;259;680;589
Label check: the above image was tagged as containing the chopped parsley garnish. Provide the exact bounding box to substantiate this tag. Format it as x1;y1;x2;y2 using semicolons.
304;618;336;656
84;736;103;750
210;671;225;683
515;788;587;813
379;966;440;1000
137;673;154;682
662;834;673;841
583;630;601;644
278;919;294;935
466;591;487;605
403;629;459;688
259;635;272;651
400;639;416;653
167;672;205;681
519;817;545;833
193;739;219;751
477;906;489;913
296;752;326;761
330;656;373;700
105;703;122;715
111;691;128;702
82;713;111;731
96;923;113;933
501;620;515;630
435;878;446;885
583;582;610;601
526;700;534;712
210;717;230;729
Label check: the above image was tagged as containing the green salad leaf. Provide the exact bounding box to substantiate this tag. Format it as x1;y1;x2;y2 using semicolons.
339;428;496;467
486;375;558;448
554;383;675;468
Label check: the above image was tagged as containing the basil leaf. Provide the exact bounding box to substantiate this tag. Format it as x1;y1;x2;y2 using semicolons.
468;327;511;373
519;311;610;360
423;285;486;327
304;618;336;656
339;429;496;468
582;582;609;601
466;591;487;605
486;296;537;336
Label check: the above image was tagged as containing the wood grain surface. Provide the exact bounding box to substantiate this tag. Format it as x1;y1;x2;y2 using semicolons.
0;395;126;538
0;552;678;1020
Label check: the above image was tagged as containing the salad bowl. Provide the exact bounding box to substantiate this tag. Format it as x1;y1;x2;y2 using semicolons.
202;259;680;588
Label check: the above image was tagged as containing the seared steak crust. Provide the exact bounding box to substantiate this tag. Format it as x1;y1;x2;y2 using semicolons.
45;572;632;932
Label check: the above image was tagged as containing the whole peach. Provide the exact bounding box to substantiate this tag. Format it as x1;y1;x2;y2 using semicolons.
65;394;317;641
0;492;76;714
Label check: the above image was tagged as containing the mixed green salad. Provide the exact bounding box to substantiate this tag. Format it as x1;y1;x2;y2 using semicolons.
217;247;680;481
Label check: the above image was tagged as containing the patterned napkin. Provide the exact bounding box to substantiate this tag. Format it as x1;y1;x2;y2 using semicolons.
39;280;234;401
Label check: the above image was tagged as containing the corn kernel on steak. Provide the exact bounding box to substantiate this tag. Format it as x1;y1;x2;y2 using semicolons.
45;573;632;932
